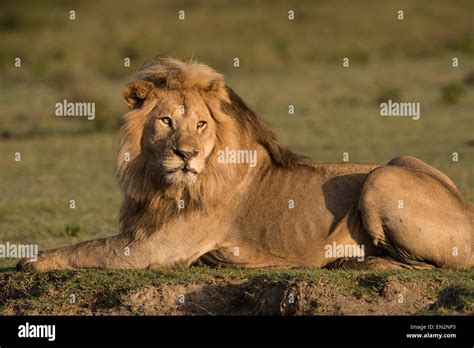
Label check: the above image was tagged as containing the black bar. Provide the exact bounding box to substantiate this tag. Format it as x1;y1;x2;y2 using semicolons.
0;316;472;346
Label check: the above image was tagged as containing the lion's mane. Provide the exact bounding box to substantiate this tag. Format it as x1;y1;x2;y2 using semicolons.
116;58;307;238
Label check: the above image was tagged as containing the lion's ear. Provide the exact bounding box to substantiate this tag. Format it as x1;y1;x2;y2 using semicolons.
123;80;155;109
205;77;230;103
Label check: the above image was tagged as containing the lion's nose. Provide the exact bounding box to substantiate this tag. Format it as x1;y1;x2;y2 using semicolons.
173;148;199;160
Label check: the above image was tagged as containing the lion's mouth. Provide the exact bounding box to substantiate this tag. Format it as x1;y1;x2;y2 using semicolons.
181;165;198;175
165;163;199;175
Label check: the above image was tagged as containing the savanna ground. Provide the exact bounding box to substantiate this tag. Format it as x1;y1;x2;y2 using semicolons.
0;0;473;315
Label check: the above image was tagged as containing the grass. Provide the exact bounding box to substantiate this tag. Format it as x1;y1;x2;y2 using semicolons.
0;267;472;315
0;0;473;314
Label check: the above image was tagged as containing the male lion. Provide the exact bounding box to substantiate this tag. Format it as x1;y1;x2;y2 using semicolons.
18;58;473;271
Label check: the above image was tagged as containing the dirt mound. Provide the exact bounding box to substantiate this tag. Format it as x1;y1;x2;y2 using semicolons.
1;269;472;315
117;277;471;316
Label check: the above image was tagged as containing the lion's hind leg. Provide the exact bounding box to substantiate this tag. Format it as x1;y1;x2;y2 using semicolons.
388;155;474;267
358;165;472;269
387;156;460;194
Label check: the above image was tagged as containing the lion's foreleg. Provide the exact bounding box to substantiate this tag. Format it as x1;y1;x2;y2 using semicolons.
16;233;151;271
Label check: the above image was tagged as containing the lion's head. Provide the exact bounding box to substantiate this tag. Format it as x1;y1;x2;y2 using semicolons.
128;84;217;186
117;57;307;237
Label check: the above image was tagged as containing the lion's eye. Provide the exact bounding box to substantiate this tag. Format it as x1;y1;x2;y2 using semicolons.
197;120;207;130
159;117;172;127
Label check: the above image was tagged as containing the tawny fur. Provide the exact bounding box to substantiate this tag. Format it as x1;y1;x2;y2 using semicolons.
17;58;473;272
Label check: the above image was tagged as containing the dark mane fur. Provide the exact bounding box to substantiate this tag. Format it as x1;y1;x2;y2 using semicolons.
221;86;309;169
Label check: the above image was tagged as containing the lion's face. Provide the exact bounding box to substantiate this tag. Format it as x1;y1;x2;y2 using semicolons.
141;90;217;186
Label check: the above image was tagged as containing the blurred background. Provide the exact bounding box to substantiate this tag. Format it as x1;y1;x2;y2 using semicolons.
0;0;473;267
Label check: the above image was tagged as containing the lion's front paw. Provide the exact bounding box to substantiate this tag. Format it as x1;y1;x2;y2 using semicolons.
16;252;49;272
16;257;40;272
16;250;73;272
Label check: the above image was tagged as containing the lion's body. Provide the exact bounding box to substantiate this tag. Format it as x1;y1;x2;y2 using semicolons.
198;161;472;269
199;163;380;268
18;58;473;272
